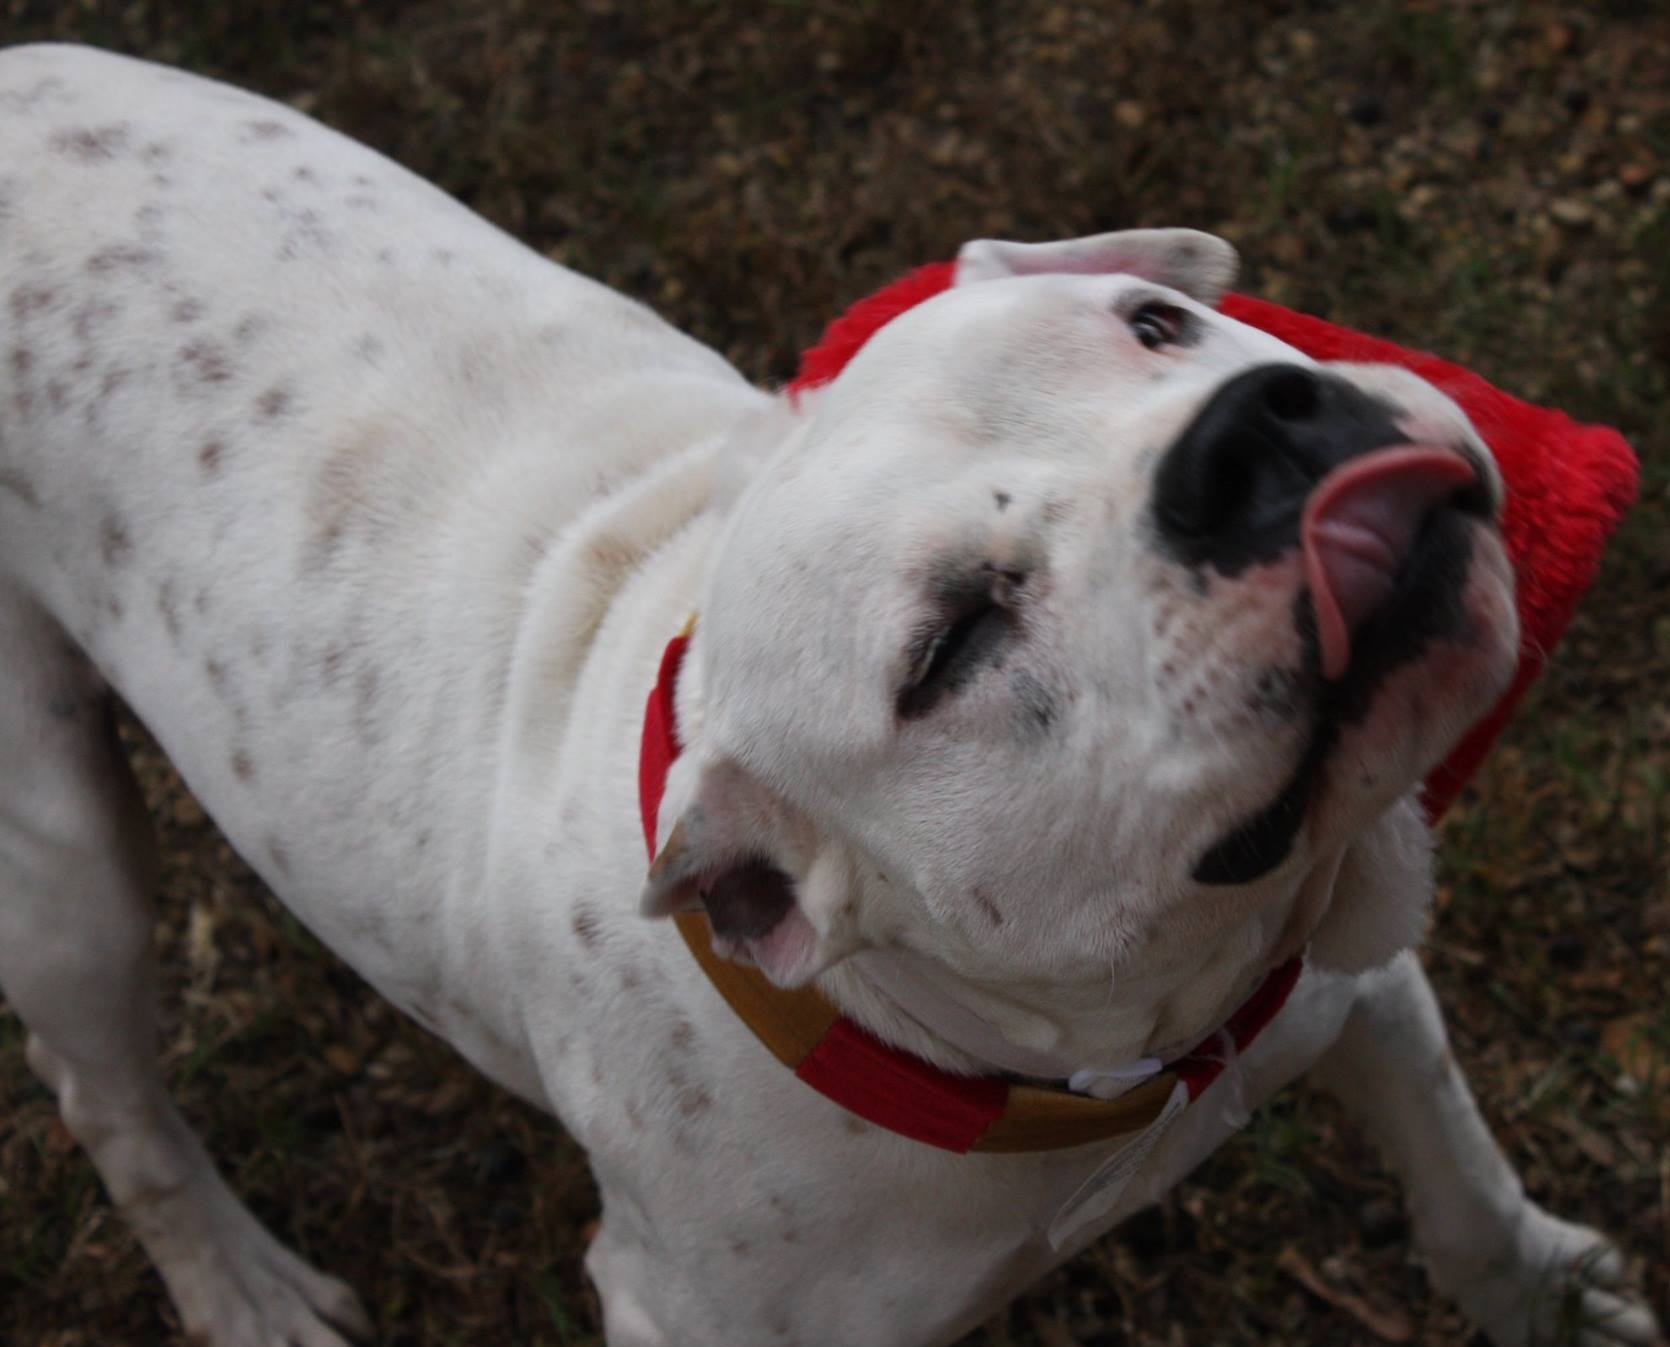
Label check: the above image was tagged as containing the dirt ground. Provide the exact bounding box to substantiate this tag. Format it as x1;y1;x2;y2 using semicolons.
1;2;1666;1344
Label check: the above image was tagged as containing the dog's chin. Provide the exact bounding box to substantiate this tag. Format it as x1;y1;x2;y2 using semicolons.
1194;517;1512;887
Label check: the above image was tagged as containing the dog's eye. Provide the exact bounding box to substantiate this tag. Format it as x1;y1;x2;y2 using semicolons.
1129;301;1188;350
897;578;1018;721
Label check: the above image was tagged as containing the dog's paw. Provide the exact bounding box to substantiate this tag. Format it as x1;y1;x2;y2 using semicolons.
143;1182;372;1347
1446;1207;1663;1347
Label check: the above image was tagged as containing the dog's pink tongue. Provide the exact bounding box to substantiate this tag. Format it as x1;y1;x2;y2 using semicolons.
1301;447;1476;680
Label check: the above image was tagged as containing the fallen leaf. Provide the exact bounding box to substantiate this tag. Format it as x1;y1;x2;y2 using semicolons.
322;1044;362;1075
1277;1245;1414;1342
1602;1013;1668;1087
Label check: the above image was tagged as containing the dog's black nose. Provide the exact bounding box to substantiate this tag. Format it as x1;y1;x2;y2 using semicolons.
1152;363;1404;575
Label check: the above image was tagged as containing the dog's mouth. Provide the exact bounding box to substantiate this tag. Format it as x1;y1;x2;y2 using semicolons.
1300;445;1481;682
1192;446;1494;887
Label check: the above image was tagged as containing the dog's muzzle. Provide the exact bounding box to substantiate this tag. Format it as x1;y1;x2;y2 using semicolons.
1152;363;1492;680
1154;365;1498;887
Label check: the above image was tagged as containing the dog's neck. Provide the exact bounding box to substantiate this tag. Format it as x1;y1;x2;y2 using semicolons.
819;916;1281;1083
661;622;1303;1087
536;391;1308;1091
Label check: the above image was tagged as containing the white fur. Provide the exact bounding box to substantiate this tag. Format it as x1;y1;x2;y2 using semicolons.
0;45;1657;1347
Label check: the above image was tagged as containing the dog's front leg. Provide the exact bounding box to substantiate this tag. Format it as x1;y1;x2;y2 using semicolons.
1312;951;1661;1346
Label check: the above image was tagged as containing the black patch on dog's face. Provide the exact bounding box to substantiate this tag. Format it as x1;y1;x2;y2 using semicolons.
1193;724;1334;885
1192;508;1481;886
1152;367;1409;582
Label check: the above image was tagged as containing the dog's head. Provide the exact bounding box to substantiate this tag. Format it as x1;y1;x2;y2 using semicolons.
644;230;1517;1038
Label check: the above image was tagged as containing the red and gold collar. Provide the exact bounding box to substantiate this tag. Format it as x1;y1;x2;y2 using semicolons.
638;626;1301;1154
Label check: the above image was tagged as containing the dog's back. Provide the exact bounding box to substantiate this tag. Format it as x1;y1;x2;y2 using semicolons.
0;46;752;886
0;41;759;1082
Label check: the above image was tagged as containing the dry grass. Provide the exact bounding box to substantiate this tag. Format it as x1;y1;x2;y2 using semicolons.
1;2;1666;1344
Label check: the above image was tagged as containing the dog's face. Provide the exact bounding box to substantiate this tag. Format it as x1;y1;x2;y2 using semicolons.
646;232;1517;1020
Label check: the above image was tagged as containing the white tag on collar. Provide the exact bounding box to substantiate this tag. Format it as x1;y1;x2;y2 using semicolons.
1046;1079;1188;1251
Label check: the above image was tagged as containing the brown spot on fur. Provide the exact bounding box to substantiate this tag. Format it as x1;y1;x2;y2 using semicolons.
71;298;121;342
230;749;254;782
87;244;159;274
204;657;230;699
352;666;379;742
319;645;344;686
9;345;32;376
582;533;647;588
254;386;291;420
670;1021;695;1052
303;425;400;566
178;340;234;387
0;470;40;507
9;285;57;320
0;77;71;116
99;515;131;566
572;906;600;948
972;889;1005;927
242;119;294;142
276;210;334;261
267;839;291;878
676;1083;712;1116
198;440;224;476
51;123;131;162
291;165;318;183
99;367;128;402
156;580;183;642
171;298;205;324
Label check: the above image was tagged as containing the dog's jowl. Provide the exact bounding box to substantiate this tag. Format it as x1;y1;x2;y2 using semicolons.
0;44;1659;1347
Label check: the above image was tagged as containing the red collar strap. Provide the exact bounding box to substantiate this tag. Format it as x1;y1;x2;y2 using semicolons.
638;628;1301;1154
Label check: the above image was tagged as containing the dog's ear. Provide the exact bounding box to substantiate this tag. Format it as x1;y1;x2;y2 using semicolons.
955;228;1239;305
1306;796;1435;973
640;757;860;988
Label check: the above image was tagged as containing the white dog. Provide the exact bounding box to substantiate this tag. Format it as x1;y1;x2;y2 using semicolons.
0;44;1659;1347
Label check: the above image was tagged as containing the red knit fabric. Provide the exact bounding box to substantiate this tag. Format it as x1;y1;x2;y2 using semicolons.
639;631;690;858
786;263;956;406
787;273;1638;823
